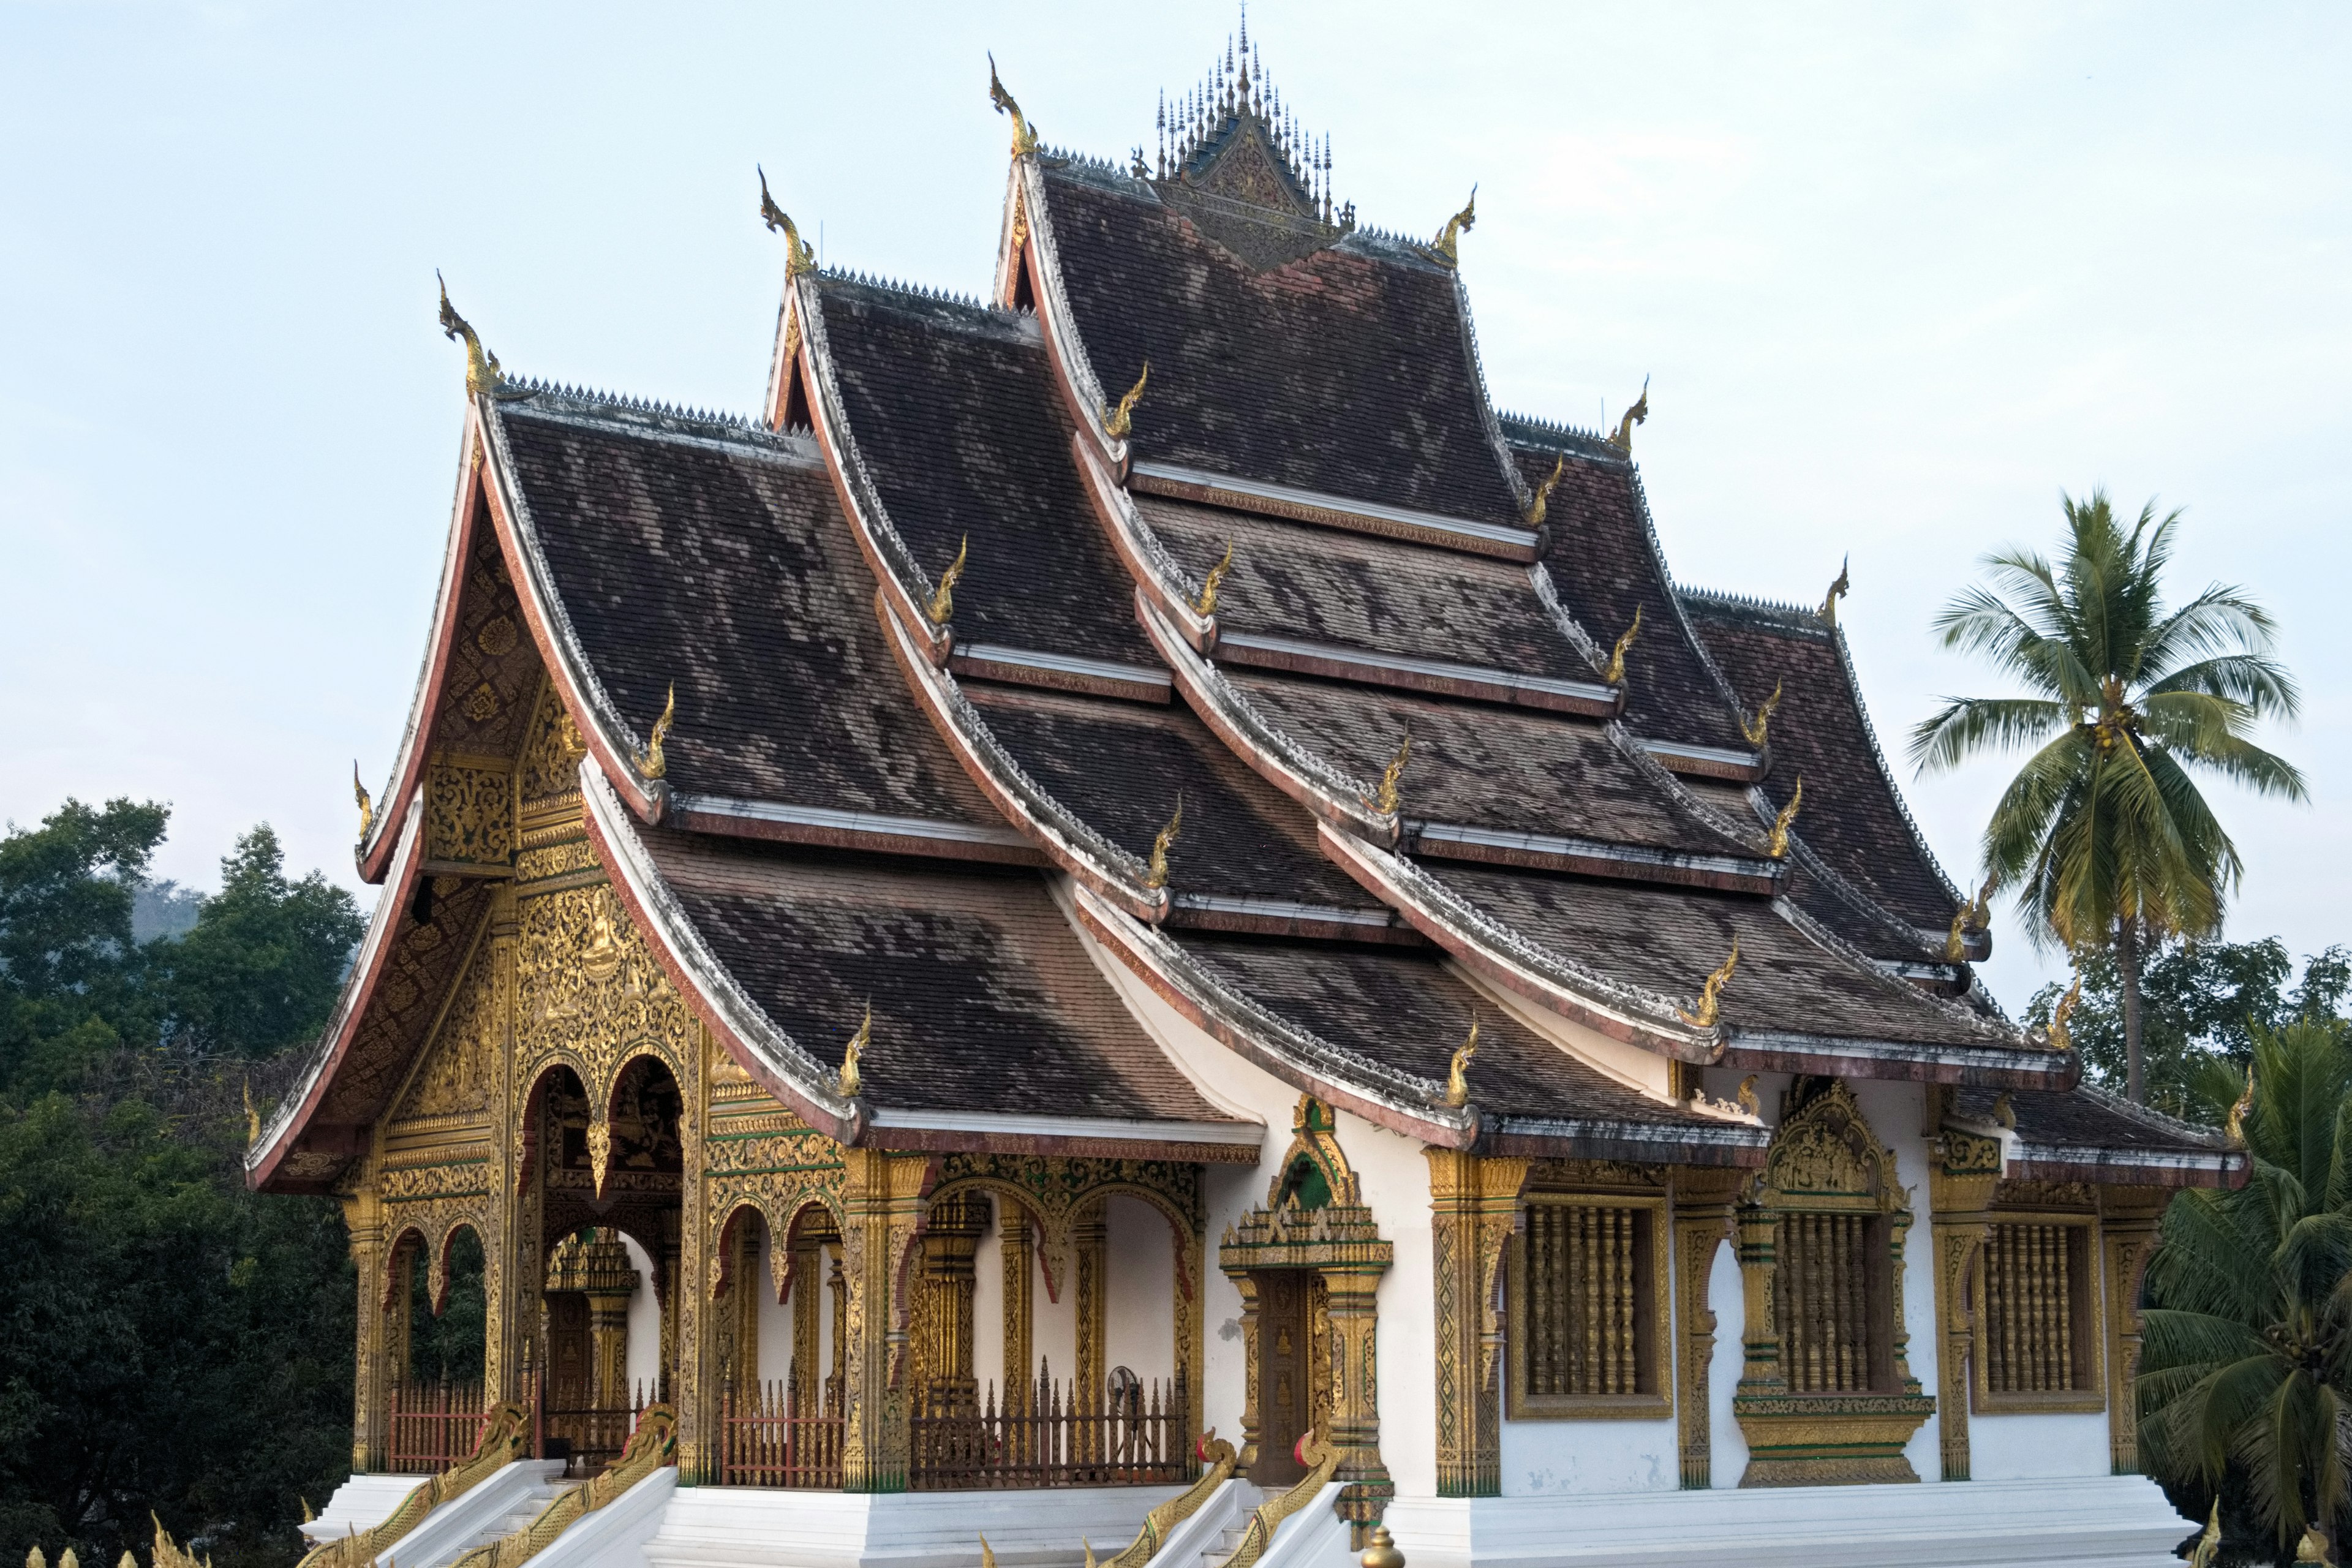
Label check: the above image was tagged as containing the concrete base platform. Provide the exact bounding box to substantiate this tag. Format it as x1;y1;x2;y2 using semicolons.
641;1486;1189;1568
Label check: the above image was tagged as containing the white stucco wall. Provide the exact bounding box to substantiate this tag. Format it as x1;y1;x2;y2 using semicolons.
1705;1222;1747;1487
755;1227;794;1386
618;1231;663;1405
1105;1194;1178;1389
973;1193;1007;1401
1969;1410;2111;1479
1033;1234;1078;1393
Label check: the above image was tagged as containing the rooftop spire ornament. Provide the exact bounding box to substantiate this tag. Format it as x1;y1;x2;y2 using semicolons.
244;1078;261;1146
1603;605;1642;685
758;167;817;277
1102;363;1149;439
353;763;374;842
1818;554;1851;626
2226;1061;2255;1145
2046;973;2081;1053
1524;454;1564;529
1444;1014;1479;1107
988;54;1041;157
1369;731;1412;815
637;684;677;780
436;273;510;397
1945;876;1993;961
1605;377;1649;455
927;536;968;625
1144;793;1184;890
1676;938;1740;1029
1738;679;1782;747
1193;540;1234;616
839;1005;870;1097
1765;777;1803;858
1432;186;1477;265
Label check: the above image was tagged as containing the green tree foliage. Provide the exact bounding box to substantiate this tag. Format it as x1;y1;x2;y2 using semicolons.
1910;491;2305;1102
2140;1020;2352;1562
0;800;366;1568
2027;939;2351;1120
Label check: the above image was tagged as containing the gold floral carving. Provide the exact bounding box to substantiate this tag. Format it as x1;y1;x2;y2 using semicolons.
1672;1167;1746;1488
517;679;588;812
514;880;695;1106
1928;1128;2004;1480
395;943;498;1122
426;763;514;869
1428;1150;1530;1496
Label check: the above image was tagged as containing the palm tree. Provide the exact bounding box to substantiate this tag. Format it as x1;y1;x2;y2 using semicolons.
2140;1019;2352;1561
1910;490;2304;1102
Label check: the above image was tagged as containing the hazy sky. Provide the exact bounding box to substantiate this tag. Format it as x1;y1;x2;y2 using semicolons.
4;2;2345;1012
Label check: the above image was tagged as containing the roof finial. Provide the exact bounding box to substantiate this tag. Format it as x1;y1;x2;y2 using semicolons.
436;272;505;396
988;53;1041;157
1818;554;1851;625
637;684;677;780
2045;970;2081;1052
1144;794;1184;890
1444;1014;1478;1108
839;1005;870;1098
1367;731;1412;816
1524;454;1564;529
1605;376;1649;454
2226;1060;2255;1145
1432;186;1477;265
1676;938;1740;1029
1603;605;1642;685
1101;362;1149;439
353;762;374;842
1765;777;1803;858
927;536;968;625
1738;678;1782;748
758;167;818;277
1193;541;1234;616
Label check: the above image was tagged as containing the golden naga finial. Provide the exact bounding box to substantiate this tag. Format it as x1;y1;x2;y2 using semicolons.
1602;605;1642;685
436;271;505;396
1363;731;1412;816
978;1538;998;1568
1193;540;1234;616
988;53;1041;156
243;1078;261;1146
2226;1061;2255;1145
2043;972;2081;1052
1992;1091;2017;1129
353;762;375;842
1676;938;1740;1029
758;165;818;277
1605;377;1650;454
1765;777;1803;858
1738;679;1782;747
301;1498;315;1525
2188;1502;2220;1568
839;1005;870;1098
1081;1544;1096;1568
1432;185;1477;265
2296;1522;2332;1565
927;535;968;625
1144;794;1184;891
1736;1074;1759;1116
1444;1015;1479;1108
1525;454;1564;529
1819;554;1851;625
638;684;677;780
1945;876;1994;960
1101;363;1149;440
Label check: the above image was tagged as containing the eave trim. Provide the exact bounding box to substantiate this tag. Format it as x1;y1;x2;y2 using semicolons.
1129;461;1540;562
669;793;1046;865
1213;631;1619;717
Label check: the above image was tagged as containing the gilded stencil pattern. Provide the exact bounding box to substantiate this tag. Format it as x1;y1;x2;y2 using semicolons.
518;677;589;807
395;944;497;1121
427;763;515;867
515;879;695;1099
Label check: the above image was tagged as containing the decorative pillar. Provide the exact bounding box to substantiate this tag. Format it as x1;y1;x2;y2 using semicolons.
1928;1130;2003;1481
1074;1200;1109;1413
485;884;524;1404
1321;1264;1390;1541
1426;1150;1531;1498
913;1191;987;1413
792;1226;824;1403
1672;1167;1746;1489
1000;1200;1033;1397
827;1247;848;1412
343;1182;390;1472
2100;1188;2168;1474
672;1025;712;1477
839;1148;935;1492
588;1274;633;1411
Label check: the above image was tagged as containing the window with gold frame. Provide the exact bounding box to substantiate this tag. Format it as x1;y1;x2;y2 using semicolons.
1971;1209;2105;1413
1505;1189;1671;1419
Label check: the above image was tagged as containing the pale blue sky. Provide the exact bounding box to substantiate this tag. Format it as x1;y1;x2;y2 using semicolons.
3;2;2345;1011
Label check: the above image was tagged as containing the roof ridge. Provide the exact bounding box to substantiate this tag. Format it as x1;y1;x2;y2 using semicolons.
1498;407;1610;446
1678;582;1823;622
505;377;759;433
819;267;993;312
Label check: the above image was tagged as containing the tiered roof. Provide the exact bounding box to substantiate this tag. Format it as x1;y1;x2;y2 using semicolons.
252;42;2236;1194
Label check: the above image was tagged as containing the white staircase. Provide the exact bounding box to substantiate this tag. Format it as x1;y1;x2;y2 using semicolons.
1194;1520;1253;1568
457;1475;574;1555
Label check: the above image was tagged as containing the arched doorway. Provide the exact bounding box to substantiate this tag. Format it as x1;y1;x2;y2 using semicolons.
385;1223;489;1472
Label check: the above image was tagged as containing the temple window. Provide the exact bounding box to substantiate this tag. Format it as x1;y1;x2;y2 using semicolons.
1505;1184;1669;1418
1971;1198;2104;1413
1772;1209;1890;1393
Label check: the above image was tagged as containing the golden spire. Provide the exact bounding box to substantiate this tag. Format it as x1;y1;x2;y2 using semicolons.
758;166;817;277
1946;876;1994;960
1738;679;1782;747
1444;1014;1479;1107
436;272;504;396
587;1117;612;1198
927;535;968;625
1602;605;1642;685
2226;1061;2255;1145
1431;186;1477;265
1144;794;1184;890
1193;541;1234;616
2046;973;2081;1052
1525;454;1564;529
1765;777;1803;858
1736;1074;1759;1116
839;1005;870;1098
1082;1544;1096;1568
1101;363;1149;439
353;762;375;842
1605;377;1649;454
638;684;677;780
1368;732;1412;815
1818;554;1851;626
243;1078;261;1147
988;54;1041;156
1676;938;1740;1029
301;1499;315;1525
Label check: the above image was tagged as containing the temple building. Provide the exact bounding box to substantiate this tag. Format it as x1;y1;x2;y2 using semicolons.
256;29;2240;1568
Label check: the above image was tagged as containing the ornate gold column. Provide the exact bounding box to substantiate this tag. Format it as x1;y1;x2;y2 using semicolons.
1074;1199;1109;1417
839;1148;935;1492
1000;1200;1033;1398
913;1191;987;1413
791;1225;824;1401
1426;1150;1531;1498
343;1180;390;1472
1673;1167;1746;1489
2100;1188;2167;1474
1928;1129;2003;1481
827;1247;848;1411
589;1279;633;1409
672;1025;713;1478
485;884;523;1403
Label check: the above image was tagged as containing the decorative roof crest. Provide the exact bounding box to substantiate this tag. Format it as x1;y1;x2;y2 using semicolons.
1738;677;1782;747
637;684;677;780
1605;377;1649;454
839;1005;870;1098
1144;793;1184;890
1443;1014;1478;1107
1603;605;1642;685
926;535;968;625
758;167;818;277
1524;454;1564;529
1766;777;1803;858
1431;186;1476;266
989;54;1041;157
1193;540;1235;616
437;273;526;399
1818;554;1851;626
352;762;374;842
1102;363;1149;439
1676;938;1740;1029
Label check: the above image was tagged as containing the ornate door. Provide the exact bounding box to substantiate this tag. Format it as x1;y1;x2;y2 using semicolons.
1251;1270;1330;1485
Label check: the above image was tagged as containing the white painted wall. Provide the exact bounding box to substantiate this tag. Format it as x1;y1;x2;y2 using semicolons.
1849;1078;1943;1485
1969;1410;2111;1480
756;1226;794;1387
1104;1194;1177;1388
1705;1223;1748;1487
1034;1232;1078;1394
617;1231;662;1405
974;1193;1006;1403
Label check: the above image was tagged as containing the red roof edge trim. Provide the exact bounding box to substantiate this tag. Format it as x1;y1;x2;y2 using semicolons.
873;589;1169;922
358;420;489;884
581;763;865;1145
1017;159;1130;468
1316;821;1724;1067
1071;883;1478;1150
475;398;671;824
1071;434;1216;652
249;789;429;1189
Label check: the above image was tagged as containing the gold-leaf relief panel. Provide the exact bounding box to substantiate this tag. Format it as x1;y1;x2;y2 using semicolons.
426;762;515;868
514;878;696;1102
429;537;545;758
393;940;499;1124
519;676;590;812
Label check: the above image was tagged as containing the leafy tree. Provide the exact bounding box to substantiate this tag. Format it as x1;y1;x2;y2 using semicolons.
0;799;169;1098
2026;938;2351;1120
1911;491;2305;1102
154;826;364;1057
2140;1019;2352;1563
